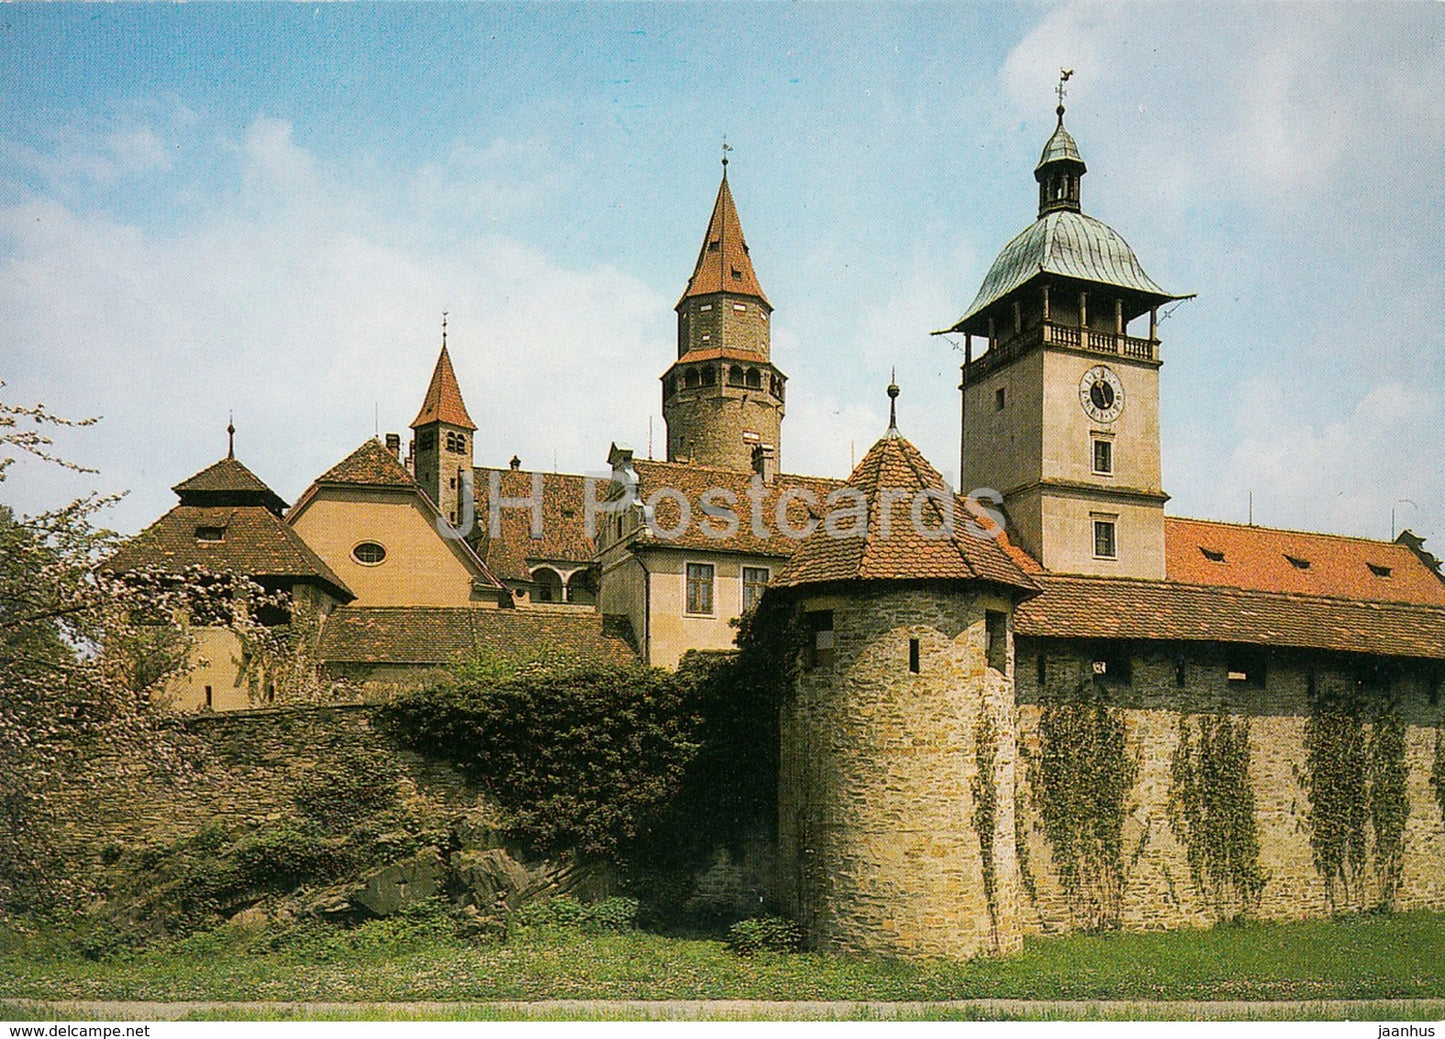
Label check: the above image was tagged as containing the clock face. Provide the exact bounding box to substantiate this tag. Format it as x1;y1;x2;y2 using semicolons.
1079;365;1125;422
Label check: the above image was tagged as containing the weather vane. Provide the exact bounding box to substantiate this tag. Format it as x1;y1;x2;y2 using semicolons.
442;310;448;347
722;136;732;169
1056;68;1074;112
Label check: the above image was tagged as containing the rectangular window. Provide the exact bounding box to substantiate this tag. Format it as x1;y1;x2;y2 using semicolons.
685;562;715;615
909;637;921;674
995;387;1007;410
806;610;835;669
742;566;770;614
985;611;1008;672
195;526;226;542
1092;437;1113;474
1093;519;1117;559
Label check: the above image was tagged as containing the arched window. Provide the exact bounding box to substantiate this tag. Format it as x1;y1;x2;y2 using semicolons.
532;567;564;603
684;368;700;389
728;365;745;386
701;366;717;386
745;368;762;389
566;569;598;606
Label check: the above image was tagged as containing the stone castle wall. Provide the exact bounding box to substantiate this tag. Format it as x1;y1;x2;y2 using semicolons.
779;586;1023;960
1012;638;1445;933
48;704;482;869
779;588;1445;960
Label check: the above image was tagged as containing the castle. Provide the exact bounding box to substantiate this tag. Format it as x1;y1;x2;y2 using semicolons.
110;97;1445;957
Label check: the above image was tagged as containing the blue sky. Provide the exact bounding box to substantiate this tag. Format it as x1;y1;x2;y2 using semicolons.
3;3;1443;550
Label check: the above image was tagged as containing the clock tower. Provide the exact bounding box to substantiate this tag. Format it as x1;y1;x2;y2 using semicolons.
939;94;1189;579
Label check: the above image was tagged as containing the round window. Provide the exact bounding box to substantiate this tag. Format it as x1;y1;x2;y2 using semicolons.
352;541;387;565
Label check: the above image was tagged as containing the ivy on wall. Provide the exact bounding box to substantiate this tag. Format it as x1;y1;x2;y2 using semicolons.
1028;689;1138;931
1301;690;1409;911
1433;725;1445;823
1368;707;1408;905
970;710;1000;946
1167;714;1266;917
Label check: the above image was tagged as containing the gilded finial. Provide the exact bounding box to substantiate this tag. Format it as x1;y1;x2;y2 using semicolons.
227;412;235;459
1056;68;1074;121
441;310;448;349
721;136;732;173
887;368;900;433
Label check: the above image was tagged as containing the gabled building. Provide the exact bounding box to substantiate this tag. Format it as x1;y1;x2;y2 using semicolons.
106;439;354;711
287;436;506;609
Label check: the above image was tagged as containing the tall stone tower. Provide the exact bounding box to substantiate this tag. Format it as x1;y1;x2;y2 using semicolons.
939;94;1188;579
662;161;787;472
410;320;476;526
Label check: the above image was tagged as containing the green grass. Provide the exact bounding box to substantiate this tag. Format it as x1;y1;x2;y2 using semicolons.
1;911;1443;1012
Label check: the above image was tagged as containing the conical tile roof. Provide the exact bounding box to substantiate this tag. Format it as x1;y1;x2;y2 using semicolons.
410;344;476;431
678;172;769;308
774;429;1037;594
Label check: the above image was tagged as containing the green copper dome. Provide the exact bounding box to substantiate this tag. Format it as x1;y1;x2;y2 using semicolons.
953;210;1180;330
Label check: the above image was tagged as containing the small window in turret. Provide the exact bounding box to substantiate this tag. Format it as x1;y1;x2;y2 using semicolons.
985;611;1008;673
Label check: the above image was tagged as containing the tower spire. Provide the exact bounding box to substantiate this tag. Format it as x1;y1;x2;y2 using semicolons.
887;369;900;436
1035;71;1085;217
227;412;235;459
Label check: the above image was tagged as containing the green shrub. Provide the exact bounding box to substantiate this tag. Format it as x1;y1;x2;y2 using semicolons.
587;896;640;932
508;894;639;934
230;826;352;889
725;915;802;956
380;661;697;858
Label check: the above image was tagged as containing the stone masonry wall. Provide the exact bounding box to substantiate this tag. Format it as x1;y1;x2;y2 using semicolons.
48;703;483;872
1013;637;1445;933
779;586;1022;959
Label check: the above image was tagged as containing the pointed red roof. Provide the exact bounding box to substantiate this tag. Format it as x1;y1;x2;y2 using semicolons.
410;345;476;431
774;430;1037;594
315;437;418;488
678;172;769;308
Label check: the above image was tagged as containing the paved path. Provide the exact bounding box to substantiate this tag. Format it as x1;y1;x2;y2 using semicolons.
4;998;1445;1021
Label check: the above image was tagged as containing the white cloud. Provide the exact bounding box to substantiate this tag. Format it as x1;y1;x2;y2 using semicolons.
0;115;670;533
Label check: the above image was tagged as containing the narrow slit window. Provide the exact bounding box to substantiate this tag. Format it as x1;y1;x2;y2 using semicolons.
985;611;1008;673
908;637;920;674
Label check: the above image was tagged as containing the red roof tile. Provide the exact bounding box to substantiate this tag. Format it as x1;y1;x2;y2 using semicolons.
410;344;476;431
678;173;770;308
1164;517;1445;606
315;438;418;488
472;467;599;582
318;605;635;667
773;431;1038;594
106;504;353;602
1015;573;1445;662
625;459;842;558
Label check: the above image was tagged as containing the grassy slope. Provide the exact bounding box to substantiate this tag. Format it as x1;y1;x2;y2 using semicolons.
1;912;1442;1005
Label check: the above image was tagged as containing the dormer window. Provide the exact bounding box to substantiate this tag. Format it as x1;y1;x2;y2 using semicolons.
1285;554;1311;570
730;267;743;280
1200;547;1225;563
195;526;226;542
708;240;720;252
1368;563;1392;578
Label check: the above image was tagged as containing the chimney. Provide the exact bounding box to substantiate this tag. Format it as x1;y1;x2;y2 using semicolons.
752;444;778;485
385;433;401;458
509;455;522;471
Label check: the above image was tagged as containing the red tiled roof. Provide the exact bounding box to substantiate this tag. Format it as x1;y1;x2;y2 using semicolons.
625;459;842;558
317;605;635;667
666;346;770;365
410;344;477;431
172;457;288;513
1164;517;1445;606
315;438;417;488
472;467;599;582
678;173;770;308
106;504;353;602
773;431;1038;594
1015;573;1445;662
